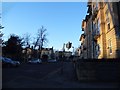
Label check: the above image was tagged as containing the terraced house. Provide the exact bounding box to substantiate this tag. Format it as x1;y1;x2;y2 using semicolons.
79;1;120;59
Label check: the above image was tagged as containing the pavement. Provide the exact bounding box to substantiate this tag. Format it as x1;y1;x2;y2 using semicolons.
38;62;120;88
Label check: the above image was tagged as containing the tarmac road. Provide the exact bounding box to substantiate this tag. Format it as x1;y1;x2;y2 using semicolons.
2;61;119;88
2;62;62;88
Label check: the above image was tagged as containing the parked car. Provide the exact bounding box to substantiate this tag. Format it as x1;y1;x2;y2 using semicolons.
2;57;20;67
28;59;42;64
13;61;21;66
47;59;57;63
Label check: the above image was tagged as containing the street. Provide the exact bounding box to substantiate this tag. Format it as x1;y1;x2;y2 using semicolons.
2;61;119;88
2;62;63;88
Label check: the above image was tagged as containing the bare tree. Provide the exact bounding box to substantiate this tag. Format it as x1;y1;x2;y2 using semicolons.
0;13;4;57
34;26;48;49
23;33;31;47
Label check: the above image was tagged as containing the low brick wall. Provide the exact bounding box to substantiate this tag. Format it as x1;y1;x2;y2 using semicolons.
75;59;120;82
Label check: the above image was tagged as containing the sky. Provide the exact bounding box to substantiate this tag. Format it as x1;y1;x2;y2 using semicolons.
2;2;87;51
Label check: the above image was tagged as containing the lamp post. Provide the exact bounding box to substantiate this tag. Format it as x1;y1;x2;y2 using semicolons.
61;43;65;74
72;46;74;55
72;46;76;68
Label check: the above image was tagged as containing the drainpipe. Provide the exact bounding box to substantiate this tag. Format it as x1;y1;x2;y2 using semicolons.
92;19;94;59
92;3;95;59
116;2;120;58
117;2;120;34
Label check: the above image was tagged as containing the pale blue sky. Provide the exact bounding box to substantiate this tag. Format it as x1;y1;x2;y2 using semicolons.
2;2;87;51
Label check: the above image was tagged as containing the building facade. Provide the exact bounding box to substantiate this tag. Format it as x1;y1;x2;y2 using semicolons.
80;1;120;59
55;51;72;60
41;47;54;60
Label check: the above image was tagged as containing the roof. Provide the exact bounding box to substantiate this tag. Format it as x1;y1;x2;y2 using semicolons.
42;48;53;51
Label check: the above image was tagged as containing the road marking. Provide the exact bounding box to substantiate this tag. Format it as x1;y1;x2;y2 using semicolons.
40;67;63;80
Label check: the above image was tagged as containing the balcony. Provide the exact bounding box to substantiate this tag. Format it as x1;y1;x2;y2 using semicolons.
94;30;100;40
92;7;98;20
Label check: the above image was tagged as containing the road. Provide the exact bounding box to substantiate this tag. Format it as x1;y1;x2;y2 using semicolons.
2;61;119;88
2;62;63;88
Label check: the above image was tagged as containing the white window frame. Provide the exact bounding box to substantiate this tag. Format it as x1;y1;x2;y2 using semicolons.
105;9;110;31
104;0;108;3
96;44;100;56
97;18;100;34
108;39;112;55
96;2;98;9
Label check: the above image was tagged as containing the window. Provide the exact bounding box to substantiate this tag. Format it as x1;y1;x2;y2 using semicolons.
94;18;100;35
108;39;112;55
104;0;108;3
96;44;100;56
97;18;100;33
105;9;110;31
92;3;98;13
95;22;97;30
96;2;98;9
107;23;110;30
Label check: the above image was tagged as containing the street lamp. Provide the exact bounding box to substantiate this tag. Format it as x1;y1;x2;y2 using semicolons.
72;46;74;55
61;43;65;74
